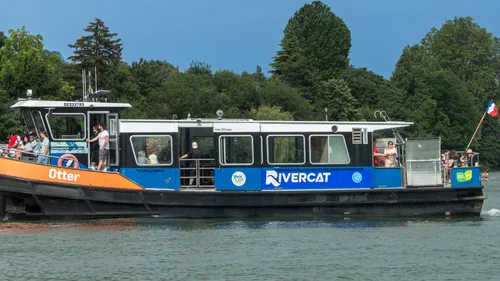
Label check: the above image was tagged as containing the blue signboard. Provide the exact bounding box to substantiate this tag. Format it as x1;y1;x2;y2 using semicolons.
261;167;373;190
450;167;481;188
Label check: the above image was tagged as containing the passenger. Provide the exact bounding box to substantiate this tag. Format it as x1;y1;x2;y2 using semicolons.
179;142;203;186
23;135;34;158
137;151;148;164
90;125;99;167
460;149;474;167
148;150;158;164
69;118;82;136
36;131;50;165
7;130;19;159
86;123;109;171
384;141;397;167
373;140;384;167
483;169;489;180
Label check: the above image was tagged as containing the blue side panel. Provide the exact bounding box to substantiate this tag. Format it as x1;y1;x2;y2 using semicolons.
261;167;374;190
215;168;262;191
119;168;180;190
49;141;89;169
450;167;481;188
373;168;403;188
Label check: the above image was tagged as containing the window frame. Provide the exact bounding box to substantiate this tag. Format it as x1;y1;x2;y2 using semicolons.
266;134;306;165
45;113;87;141
218;134;254;166
33;111;47;138
309;134;351;165
129;135;174;166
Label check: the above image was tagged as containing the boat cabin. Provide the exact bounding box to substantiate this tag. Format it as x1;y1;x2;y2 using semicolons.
7;98;482;191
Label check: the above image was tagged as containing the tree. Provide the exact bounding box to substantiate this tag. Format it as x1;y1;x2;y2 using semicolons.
391;17;500;167
315;78;359;121
68;17;123;83
186;61;212;75
0;27;74;140
0;27;73;100
0;31;6;48
248;105;293;121
271;1;351;99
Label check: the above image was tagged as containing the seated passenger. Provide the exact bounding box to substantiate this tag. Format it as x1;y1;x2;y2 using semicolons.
148;151;158;164
137;151;148;164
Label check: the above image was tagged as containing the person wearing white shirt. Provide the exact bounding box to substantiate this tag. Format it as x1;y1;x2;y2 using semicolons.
148;151;158;164
86;123;109;171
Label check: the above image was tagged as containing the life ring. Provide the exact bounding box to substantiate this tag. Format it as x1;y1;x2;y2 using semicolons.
57;154;79;169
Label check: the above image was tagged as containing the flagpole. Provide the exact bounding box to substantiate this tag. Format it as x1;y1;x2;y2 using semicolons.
465;111;487;152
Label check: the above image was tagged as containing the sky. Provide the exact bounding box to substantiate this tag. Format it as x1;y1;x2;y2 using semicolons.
1;0;499;79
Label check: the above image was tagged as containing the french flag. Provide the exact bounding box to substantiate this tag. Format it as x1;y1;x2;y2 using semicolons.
486;101;498;117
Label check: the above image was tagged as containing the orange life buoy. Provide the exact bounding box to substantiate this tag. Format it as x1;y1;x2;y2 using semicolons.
57;154;79;169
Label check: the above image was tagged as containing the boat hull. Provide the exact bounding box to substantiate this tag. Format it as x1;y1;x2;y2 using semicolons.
0;175;485;220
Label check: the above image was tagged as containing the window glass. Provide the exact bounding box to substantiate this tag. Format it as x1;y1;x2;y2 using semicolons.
33;111;46;136
131;136;172;165
310;135;350;164
267;135;305;164
46;114;85;140
220;136;253;165
21;110;36;136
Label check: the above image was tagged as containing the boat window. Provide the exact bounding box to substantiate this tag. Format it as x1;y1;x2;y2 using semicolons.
310;135;350;164
33;111;46;137
130;135;173;166
46;113;86;140
267;135;305;165
219;135;254;165
21;110;36;136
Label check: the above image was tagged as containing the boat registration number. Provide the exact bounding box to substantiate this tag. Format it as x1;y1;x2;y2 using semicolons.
63;102;84;107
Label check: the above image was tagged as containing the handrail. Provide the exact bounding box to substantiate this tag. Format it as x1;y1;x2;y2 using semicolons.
179;158;215;189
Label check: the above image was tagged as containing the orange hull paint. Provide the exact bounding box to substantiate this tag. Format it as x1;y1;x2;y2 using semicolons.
0;157;144;190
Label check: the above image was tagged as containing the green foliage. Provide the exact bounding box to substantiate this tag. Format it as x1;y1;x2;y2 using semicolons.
315;78;359;121
186;61;212;75
271;1;351;99
392;16;500;167
248;105;294;121
0;31;6;48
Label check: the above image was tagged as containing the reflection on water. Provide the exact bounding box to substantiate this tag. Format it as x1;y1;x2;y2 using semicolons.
0;215;486;235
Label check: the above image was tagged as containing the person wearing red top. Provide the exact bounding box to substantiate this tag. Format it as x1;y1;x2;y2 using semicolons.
7;131;18;159
373;143;379;166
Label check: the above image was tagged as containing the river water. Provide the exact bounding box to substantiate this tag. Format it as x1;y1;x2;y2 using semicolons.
1;175;500;281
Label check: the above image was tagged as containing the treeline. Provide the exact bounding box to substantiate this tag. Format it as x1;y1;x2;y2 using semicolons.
0;1;499;167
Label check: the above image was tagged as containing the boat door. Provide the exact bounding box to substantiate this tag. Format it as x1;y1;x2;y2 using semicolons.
213;122;262;191
87;111;109;168
107;113;119;166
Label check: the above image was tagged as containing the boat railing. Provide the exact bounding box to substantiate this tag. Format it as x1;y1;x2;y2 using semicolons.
179;158;215;189
0;147;111;170
441;151;480;185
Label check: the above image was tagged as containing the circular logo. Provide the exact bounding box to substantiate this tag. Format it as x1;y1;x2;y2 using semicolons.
232;171;246;186
352;172;363;184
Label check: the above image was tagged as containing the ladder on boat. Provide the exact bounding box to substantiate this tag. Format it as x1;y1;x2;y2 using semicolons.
374;111;405;145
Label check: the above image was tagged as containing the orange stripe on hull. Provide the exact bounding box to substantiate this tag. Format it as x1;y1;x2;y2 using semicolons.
0;157;144;190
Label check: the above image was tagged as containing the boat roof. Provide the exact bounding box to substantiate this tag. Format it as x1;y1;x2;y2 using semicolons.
120;119;413;133
11;99;132;109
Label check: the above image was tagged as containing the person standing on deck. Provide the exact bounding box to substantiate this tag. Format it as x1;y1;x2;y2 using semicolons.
86;123;109;171
36;131;50;165
179;142;202;186
384;141;397;167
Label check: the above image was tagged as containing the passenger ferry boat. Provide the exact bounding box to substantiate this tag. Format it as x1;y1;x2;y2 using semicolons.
0;96;486;220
